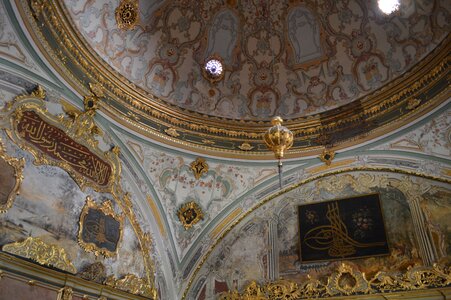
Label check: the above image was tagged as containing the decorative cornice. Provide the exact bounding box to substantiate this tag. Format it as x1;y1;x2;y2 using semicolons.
16;0;451;158
2;237;76;274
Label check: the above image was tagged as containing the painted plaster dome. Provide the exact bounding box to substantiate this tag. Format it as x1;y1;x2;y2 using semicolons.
64;0;448;119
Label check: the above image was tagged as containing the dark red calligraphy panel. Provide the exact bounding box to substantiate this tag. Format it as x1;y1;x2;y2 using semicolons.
17;110;112;187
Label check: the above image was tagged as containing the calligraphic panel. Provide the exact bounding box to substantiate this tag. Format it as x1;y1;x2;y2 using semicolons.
298;194;389;263
81;207;121;253
16;110;112;187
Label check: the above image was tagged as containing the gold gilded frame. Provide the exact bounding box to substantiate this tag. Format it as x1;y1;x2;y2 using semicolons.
190;157;209;180
0;86;121;193
178;201;204;230
78;196;125;257
0;138;25;213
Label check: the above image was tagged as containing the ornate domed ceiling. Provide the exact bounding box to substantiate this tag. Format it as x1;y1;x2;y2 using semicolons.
64;0;448;120
23;0;450;157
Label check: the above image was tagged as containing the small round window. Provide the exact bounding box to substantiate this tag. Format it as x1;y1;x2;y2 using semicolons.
202;56;224;83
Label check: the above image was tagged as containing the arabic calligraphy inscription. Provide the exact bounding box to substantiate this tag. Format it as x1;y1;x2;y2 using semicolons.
299;193;389;263
16;110;112;187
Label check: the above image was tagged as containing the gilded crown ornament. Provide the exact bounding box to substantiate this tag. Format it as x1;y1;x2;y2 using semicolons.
264;116;293;188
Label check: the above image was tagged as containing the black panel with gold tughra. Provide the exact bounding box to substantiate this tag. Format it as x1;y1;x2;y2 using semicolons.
78;197;124;257
298;193;389;263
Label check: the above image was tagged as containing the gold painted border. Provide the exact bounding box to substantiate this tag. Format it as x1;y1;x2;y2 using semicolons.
182;166;451;299
78;196;125;258
15;0;451;158
0;138;24;213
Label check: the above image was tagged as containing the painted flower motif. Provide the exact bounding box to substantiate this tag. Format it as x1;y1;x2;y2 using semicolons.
159;44;179;64
352;207;374;239
177;16;190;32
350;33;372;58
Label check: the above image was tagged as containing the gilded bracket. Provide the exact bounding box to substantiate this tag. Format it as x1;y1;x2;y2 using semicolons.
78;196;125;257
0;138;25;213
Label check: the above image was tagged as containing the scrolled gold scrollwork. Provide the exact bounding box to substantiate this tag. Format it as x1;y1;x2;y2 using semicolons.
0;138;25;213
190;157;208;180
2;237;76;274
105;274;156;299
218;263;451;299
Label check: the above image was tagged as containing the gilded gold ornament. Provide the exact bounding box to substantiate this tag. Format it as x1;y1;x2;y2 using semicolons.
218;263;451;299
178;201;204;230
319;149;335;166
0;138;25;213
190;157;209;180
115;0;139;30
2;237;76;274
105;274;157;298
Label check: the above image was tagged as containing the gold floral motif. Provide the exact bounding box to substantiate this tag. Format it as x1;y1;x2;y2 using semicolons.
319;149;335;166
190;157;209;180
57;287;73;300
105;274;156;299
178;201;204;230
238;142;254;151
218;263;451;299
2;237;76;274
115;0;139;30
165;127;180;137
0;138;25;213
78;196;124;257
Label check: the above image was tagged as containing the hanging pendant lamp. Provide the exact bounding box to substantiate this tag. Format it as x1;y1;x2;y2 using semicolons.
264;116;293;189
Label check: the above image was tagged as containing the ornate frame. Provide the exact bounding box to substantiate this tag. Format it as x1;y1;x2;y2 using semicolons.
178;201;204;230
78;196;125;257
0;86;121;193
0;138;25;213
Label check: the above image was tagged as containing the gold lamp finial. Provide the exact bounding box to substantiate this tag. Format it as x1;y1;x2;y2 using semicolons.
264;116;293;188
